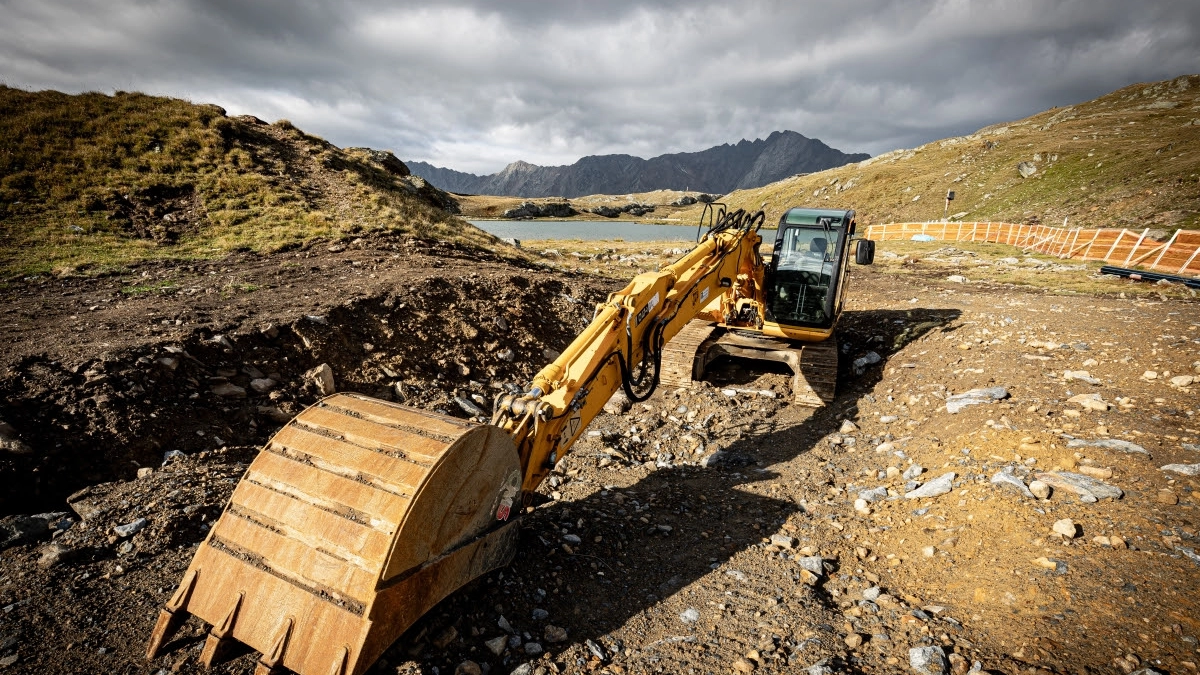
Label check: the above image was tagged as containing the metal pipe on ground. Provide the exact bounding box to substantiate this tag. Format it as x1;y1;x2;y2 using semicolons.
1099;265;1200;289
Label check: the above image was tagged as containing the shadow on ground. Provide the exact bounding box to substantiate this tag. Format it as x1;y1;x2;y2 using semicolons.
379;308;960;673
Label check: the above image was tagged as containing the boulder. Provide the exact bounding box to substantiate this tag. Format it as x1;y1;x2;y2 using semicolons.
67;487;105;521
503;202;539;219
990;466;1035;498
1;515;52;550
210;382;247;398
945;386;1008;413
1033;471;1123;500
503;201;576;219
305;363;336;395
603;390;631;415
905;472;956;499
539;202;576;218
910;646;949;675
249;377;277;393
1065;437;1147;455
0;419;32;455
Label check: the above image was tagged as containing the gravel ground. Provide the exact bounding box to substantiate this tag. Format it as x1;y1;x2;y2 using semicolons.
1;235;1198;675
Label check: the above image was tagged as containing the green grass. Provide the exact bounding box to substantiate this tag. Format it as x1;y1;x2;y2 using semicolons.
0;87;499;279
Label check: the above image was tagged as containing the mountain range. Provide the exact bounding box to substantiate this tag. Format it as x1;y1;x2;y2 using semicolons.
407;130;869;198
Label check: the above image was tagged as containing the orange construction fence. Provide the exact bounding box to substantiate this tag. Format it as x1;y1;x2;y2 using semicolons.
861;222;1200;278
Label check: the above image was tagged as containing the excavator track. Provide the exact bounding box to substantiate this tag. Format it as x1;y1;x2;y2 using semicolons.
147;393;522;675
660;319;838;406
660;319;718;390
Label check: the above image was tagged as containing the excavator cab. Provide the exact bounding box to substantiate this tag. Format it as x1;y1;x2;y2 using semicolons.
763;208;870;335
661;206;873;407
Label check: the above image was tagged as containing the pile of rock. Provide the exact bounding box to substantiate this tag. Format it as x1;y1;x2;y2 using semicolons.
669;194;720;207
503;201;577;219
590;203;656;218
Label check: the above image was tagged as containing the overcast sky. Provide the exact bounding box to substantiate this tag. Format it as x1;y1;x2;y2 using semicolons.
3;1;1199;174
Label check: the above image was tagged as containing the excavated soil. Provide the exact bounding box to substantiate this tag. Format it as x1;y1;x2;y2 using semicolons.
1;234;1198;675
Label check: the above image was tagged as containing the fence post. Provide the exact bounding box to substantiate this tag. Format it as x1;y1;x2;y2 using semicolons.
1102;230;1127;264
1081;230;1099;259
1060;227;1080;255
1123;228;1150;266
1179;243;1200;274
1059;229;1077;258
1149;230;1179;270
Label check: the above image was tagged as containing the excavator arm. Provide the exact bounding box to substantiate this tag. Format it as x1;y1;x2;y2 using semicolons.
146;208;765;675
495;207;765;498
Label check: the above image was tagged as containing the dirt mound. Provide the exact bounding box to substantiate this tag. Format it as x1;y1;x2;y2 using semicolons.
0;232;608;515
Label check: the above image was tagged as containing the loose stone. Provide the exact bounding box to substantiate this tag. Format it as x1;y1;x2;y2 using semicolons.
1052;518;1079;538
905;472;956;499
909;645;949;675
1029;480;1051;499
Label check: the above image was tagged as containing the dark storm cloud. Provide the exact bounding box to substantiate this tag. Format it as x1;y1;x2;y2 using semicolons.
2;1;1199;173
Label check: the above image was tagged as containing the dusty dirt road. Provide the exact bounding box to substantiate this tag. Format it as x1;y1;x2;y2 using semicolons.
1;233;1198;675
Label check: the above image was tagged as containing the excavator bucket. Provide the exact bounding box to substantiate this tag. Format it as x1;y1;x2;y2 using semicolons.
147;393;522;675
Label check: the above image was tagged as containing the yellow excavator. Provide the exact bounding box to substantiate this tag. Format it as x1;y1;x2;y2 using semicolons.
145;205;874;675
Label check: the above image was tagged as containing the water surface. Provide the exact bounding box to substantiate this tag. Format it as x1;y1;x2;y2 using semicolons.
469;220;700;242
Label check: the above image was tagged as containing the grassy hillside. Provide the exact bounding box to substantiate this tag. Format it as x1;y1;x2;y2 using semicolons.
0;87;490;279
682;75;1200;233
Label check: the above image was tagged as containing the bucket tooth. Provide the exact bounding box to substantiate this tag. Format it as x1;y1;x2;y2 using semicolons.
254;617;294;675
146;568;198;659
199;592;243;667
148;393;524;675
327;647;350;675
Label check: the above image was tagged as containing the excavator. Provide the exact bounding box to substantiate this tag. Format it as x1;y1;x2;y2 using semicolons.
145;205;874;675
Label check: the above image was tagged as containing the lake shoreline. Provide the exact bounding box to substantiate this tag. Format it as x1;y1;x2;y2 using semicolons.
470;219;776;242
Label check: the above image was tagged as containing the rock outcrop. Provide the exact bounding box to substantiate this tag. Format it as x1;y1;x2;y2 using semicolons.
502;201;577;219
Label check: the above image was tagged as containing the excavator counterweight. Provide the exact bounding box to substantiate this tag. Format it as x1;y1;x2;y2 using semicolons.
148;206;872;675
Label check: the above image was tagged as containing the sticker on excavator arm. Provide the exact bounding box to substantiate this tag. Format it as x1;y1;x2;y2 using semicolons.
699;287;710;304
495;469;521;521
635;292;660;326
557;411;582;450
